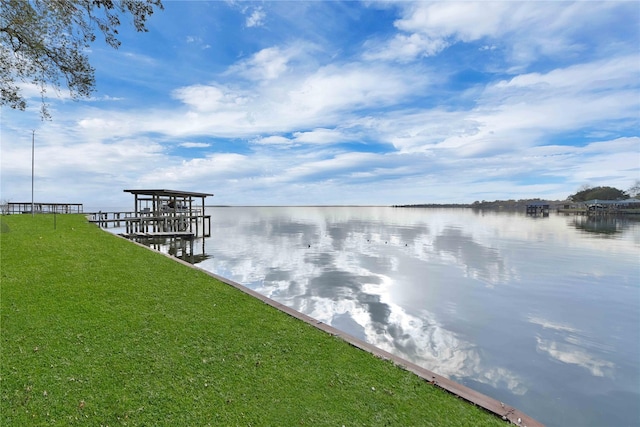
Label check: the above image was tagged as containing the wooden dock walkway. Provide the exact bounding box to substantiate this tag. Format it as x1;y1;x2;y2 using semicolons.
121;231;195;239
88;211;211;237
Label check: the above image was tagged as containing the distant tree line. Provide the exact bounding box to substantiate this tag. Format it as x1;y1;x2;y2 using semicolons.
396;182;639;209
395;199;556;210
568;186;629;202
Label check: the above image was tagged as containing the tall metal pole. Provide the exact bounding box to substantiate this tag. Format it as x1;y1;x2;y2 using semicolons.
31;130;35;217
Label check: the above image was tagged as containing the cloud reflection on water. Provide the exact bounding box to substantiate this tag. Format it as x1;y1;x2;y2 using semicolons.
529;315;615;378
194;207;640;427
116;205;639;426
202;207;529;395
536;337;615;378
433;226;514;287
259;264;528;395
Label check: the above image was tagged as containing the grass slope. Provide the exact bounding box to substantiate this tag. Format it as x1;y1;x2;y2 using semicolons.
1;214;504;426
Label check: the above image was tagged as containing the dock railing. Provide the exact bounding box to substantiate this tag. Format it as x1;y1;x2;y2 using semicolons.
88;209;210;237
5;202;83;214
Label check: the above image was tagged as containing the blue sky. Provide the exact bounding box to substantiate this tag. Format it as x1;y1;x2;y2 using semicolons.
2;1;639;209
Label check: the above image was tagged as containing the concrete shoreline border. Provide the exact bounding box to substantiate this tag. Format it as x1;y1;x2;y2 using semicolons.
120;233;544;427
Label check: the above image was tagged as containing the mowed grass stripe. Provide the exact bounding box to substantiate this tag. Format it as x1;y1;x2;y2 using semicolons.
1;214;504;426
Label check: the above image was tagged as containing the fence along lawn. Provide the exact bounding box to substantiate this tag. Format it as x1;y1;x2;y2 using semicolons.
1;214;505;426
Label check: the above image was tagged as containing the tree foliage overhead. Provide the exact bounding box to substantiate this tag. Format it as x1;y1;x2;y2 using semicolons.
0;0;163;118
568;186;628;202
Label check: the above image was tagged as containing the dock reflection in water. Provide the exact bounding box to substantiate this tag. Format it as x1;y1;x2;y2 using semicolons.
194;207;639;427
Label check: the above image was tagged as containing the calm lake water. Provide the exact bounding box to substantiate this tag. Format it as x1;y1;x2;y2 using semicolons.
117;206;640;426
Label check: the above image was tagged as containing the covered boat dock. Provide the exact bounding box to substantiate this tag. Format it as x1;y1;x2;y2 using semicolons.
90;189;213;238
123;189;213;237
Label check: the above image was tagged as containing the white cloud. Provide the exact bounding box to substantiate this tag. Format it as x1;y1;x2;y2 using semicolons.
283;152;380;181
492;54;638;93
179;142;211;148
137;153;255;187
251;135;292;146
394;2;515;41
285;63;427;117
229;46;292;81
253;128;363;148
245;7;266;28
363;33;449;62
425;56;640;156
103;59;430;140
0;119;167;207
171;85;245;112
292;128;352;145
73;35;637;164
88;95;124;102
366;1;635;66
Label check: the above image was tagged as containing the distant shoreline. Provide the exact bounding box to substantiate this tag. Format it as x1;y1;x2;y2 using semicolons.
206;200;560;209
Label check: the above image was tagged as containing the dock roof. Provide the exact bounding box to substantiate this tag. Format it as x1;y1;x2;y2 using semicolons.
123;189;213;198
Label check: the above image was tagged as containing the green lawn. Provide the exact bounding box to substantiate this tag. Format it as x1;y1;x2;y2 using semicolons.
1;214;505;426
